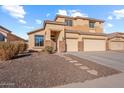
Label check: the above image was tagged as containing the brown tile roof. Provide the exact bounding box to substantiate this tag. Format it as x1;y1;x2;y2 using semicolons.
55;15;105;23
65;30;107;36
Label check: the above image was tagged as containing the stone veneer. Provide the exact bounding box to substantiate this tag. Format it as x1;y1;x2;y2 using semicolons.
106;40;109;51
59;41;65;52
44;40;51;47
78;41;84;51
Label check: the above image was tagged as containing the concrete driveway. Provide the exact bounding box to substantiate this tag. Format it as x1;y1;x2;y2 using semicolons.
67;51;124;72
57;51;124;88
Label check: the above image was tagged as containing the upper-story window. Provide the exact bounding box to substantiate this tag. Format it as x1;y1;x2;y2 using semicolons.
89;22;95;28
65;19;73;26
35;35;44;46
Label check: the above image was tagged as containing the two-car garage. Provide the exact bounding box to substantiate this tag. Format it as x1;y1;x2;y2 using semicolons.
83;39;106;51
66;38;106;52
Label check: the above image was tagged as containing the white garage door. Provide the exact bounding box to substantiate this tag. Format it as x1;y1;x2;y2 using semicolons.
110;42;124;50
66;39;78;52
84;39;106;51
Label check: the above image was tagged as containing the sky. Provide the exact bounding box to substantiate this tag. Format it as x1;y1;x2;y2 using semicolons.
0;5;124;39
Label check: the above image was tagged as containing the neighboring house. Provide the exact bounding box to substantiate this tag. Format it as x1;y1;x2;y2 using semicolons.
0;25;26;42
28;15;124;52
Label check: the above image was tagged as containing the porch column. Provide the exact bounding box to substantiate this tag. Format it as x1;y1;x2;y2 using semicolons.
58;30;65;52
44;29;52;47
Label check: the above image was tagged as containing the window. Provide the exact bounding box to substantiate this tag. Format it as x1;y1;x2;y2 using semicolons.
89;22;95;28
65;19;73;26
0;33;5;41
35;35;44;46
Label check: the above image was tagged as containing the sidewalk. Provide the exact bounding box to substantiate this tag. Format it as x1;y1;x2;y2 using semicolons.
57;73;124;88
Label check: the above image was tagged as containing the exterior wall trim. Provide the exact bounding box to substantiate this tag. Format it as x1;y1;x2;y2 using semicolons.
82;37;106;40
66;37;78;39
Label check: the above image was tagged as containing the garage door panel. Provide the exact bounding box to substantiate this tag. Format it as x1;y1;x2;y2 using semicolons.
66;39;78;52
84;39;106;51
110;42;124;50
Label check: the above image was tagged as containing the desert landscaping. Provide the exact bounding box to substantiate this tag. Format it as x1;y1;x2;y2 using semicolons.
0;50;121;87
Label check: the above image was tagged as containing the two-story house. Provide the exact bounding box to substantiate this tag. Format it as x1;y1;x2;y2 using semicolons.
28;15;124;52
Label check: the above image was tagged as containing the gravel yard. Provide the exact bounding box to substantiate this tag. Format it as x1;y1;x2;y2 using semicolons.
0;53;121;88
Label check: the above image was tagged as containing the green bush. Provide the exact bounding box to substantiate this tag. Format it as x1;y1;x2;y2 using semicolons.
45;46;54;54
0;42;27;61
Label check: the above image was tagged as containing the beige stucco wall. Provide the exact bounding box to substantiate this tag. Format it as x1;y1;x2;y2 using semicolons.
45;24;64;31
56;17;103;33
56;17;65;22
109;37;124;42
66;33;79;39
81;35;107;39
45;24;64;40
28;30;45;50
66;33;107;41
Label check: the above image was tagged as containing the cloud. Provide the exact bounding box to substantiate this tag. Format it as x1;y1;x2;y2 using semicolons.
57;9;88;17
46;13;50;17
107;16;113;20
107;23;113;27
1;5;27;24
57;10;67;16
69;10;88;17
24;26;34;29
113;9;124;19
19;19;26;24
35;19;42;24
2;5;26;19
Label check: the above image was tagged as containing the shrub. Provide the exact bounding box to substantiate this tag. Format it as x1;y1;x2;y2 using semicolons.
16;42;27;53
0;42;19;60
0;42;27;61
45;46;54;54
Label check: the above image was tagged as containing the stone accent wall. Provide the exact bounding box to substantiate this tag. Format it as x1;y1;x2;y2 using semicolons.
106;40;109;51
78;41;84;51
7;33;25;42
44;40;52;47
59;41;65;52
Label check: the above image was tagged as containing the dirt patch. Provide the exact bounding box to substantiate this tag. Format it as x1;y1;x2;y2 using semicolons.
0;53;121;88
